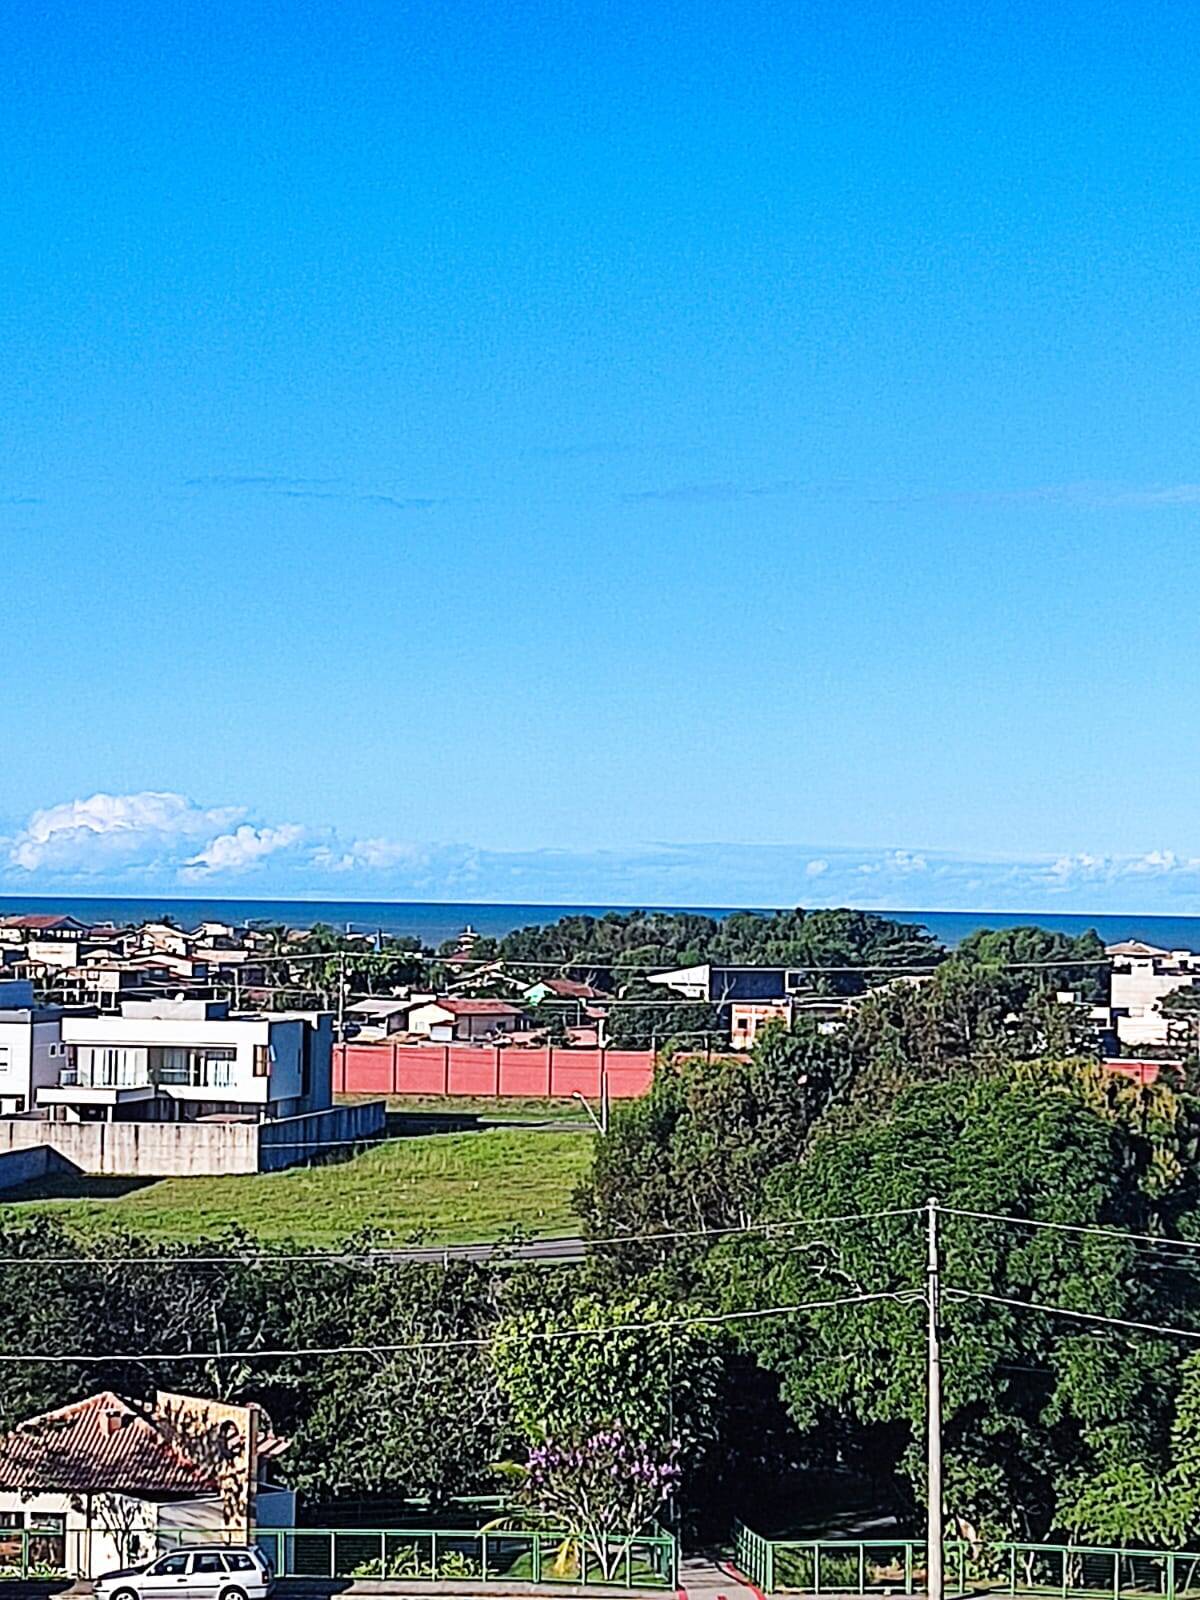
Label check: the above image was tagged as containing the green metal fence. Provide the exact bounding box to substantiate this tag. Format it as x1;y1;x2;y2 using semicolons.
0;1526;70;1582
732;1525;1200;1599
164;1523;678;1589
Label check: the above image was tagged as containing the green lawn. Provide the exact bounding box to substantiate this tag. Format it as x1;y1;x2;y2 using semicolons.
0;1128;592;1247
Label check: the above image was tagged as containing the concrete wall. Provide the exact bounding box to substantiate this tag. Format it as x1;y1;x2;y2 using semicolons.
0;1141;60;1191
258;1098;386;1171
0;1099;385;1177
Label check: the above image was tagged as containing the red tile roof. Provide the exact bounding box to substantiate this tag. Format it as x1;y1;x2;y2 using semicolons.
0;1391;285;1497
433;999;523;1016
0;915;85;931
539;978;605;1000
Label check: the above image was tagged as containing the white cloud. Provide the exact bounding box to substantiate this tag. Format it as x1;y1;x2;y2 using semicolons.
9;789;1200;914
182;824;306;878
9;792;243;875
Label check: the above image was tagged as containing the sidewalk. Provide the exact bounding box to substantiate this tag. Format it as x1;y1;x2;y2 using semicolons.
678;1553;765;1600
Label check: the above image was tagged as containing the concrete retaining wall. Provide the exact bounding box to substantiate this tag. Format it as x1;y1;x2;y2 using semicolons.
258;1099;387;1171
0;1142;61;1192
0;1100;387;1179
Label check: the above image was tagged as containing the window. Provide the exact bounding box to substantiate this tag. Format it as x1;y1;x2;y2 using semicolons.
150;1047;236;1090
225;1554;254;1572
0;1046;8;1074
152;1554;190;1576
193;1553;227;1574
75;1045;148;1088
253;1044;270;1077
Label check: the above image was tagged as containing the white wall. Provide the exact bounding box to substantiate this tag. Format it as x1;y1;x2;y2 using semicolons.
0;1488;158;1578
0;1014;64;1114
1112;960;1200;1047
60;1014;311;1108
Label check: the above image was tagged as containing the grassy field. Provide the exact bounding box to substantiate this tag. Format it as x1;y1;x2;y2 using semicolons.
0;1128;592;1247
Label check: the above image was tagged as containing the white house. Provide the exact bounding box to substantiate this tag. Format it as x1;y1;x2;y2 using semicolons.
1107;940;1200;1048
0;1390;293;1579
36;998;333;1123
345;996;412;1038
0;980;68;1117
0;915;99;971
406;998;525;1042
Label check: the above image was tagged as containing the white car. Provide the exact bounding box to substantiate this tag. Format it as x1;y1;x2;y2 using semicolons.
94;1545;274;1600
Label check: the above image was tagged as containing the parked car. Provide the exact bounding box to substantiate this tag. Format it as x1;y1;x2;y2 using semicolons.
94;1545;273;1600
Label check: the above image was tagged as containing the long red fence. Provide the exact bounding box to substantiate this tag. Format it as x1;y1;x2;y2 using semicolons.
334;1041;656;1100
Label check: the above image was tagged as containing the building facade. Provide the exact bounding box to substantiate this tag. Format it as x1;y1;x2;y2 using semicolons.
0;980;68;1117
36;998;333;1123
1107;940;1200;1048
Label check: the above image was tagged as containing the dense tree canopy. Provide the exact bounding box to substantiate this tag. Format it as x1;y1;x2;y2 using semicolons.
704;1062;1200;1538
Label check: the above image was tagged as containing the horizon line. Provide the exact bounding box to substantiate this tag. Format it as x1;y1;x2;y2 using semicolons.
0;890;1194;923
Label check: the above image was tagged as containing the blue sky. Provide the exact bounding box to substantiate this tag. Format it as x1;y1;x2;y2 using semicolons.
5;0;1200;911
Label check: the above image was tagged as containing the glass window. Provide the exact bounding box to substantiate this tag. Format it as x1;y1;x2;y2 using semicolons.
154;1554;190;1575
193;1553;227;1574
226;1554;254;1571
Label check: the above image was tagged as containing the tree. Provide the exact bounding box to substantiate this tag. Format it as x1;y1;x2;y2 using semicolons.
954;926;1107;1005
577;1022;855;1256
602;980;725;1051
706;1062;1200;1539
492;1292;723;1456
516;1428;681;1579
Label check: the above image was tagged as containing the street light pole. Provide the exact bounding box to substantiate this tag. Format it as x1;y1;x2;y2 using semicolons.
572;1011;609;1136
926;1196;944;1600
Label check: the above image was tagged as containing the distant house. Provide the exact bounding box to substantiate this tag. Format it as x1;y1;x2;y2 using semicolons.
730;1000;795;1050
522;977;607;1006
648;963;800;1003
0;1389;293;1579
345;996;411;1038
0;915;97;971
1107;940;1200;1047
406;998;525;1042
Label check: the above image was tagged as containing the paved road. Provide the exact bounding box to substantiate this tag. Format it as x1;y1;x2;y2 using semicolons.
324;1235;590;1266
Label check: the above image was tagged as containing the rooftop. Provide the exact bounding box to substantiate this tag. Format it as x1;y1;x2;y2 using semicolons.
0;1390;285;1497
0;914;87;932
424;998;523;1016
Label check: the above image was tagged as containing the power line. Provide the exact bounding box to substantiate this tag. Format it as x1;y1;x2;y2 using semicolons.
0;1287;921;1365
945;1288;1200;1343
940;1206;1200;1257
0;1205;921;1267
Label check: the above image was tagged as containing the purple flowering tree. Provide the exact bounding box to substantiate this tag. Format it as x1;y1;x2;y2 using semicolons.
522;1426;681;1580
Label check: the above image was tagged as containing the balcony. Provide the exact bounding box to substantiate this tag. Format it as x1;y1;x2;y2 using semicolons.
55;1046;238;1094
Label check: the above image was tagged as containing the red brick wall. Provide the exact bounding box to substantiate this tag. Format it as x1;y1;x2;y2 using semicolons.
333;1042;656;1099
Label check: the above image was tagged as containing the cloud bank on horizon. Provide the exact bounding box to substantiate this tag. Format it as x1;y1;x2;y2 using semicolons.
4;791;1200;913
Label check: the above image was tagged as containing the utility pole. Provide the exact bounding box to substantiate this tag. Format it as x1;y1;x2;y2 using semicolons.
572;1011;610;1136
336;949;346;1042
926;1196;944;1600
597;1009;609;1136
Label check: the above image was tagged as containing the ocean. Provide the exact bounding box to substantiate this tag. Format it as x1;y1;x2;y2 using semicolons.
0;895;1197;950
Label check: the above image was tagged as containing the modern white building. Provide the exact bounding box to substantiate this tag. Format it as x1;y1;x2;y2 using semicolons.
0;980;68;1117
1106;940;1200;1048
36;998;333;1123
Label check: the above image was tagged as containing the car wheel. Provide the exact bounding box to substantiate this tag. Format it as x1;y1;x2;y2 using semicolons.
111;1589;140;1600
220;1587;248;1600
